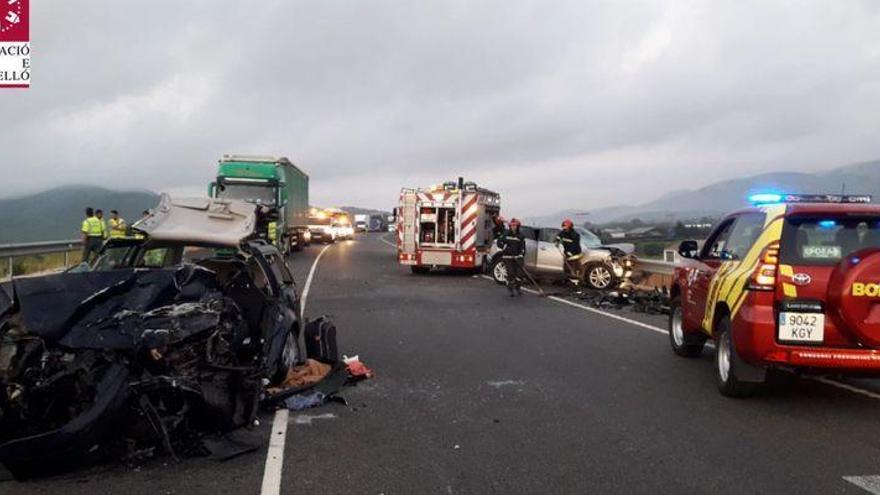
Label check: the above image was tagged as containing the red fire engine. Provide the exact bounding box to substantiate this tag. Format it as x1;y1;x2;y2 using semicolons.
397;178;501;273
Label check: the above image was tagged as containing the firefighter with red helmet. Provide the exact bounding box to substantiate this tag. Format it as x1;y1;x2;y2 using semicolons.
499;218;526;296
555;218;582;280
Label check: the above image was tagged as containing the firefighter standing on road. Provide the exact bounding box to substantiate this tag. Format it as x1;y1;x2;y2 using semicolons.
499;218;526;296
81;207;104;264
555;219;582;281
108;210;127;238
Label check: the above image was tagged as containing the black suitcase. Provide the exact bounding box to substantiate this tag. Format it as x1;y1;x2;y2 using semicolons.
304;316;338;364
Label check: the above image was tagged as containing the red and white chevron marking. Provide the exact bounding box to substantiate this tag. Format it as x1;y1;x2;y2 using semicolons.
459;193;479;251
417;191;455;204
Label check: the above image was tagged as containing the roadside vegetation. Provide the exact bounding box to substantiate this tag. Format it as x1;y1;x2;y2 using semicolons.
1;250;82;280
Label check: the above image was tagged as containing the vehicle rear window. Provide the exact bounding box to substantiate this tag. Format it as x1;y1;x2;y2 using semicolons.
780;216;880;266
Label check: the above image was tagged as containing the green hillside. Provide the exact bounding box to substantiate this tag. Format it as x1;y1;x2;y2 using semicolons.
0;186;160;243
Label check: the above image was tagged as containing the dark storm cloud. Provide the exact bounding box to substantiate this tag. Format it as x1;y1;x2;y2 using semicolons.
1;0;878;215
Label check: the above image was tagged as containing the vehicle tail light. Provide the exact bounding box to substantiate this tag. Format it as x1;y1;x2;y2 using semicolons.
748;242;780;291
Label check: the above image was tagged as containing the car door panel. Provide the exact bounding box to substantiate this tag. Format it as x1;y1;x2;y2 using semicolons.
537;228;563;273
685;218;736;332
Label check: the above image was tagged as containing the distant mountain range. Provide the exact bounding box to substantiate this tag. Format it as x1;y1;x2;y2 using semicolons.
0;186;392;244
337;206;391;217
0;186;159;243
526;159;880;226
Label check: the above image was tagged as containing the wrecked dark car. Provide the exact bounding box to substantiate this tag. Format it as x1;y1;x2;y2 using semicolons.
0;195;301;479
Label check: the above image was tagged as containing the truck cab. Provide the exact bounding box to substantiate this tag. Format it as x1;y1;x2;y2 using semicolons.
209;154;309;254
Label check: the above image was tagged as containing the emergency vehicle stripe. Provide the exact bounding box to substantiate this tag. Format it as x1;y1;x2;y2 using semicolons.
460;194;479;251
416;191;457;205
702;212;785;331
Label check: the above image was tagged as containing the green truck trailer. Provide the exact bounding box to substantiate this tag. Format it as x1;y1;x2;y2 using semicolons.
208;154;310;254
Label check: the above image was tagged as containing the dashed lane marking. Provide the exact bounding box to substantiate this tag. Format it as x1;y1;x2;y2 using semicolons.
261;242;333;495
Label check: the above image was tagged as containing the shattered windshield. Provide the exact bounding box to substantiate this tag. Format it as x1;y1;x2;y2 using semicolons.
576;227;603;248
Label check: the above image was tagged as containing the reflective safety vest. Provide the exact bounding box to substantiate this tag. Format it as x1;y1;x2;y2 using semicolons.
81;217;104;237
268;222;277;242
109;218;127;238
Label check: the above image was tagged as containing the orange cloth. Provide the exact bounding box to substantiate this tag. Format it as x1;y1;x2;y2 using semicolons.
267;359;331;394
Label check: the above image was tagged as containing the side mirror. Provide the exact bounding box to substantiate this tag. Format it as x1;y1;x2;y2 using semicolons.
678;240;699;259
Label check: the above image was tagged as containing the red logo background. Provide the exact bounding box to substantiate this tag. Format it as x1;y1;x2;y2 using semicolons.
0;0;29;42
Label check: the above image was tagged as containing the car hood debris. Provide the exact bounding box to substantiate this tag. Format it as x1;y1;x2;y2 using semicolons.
133;194;258;247
0;263;284;479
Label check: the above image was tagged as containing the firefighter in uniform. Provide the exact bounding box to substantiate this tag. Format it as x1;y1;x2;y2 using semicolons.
499;218;526;296
555;219;582;281
81;207;104;264
108;210;127;238
491;213;506;240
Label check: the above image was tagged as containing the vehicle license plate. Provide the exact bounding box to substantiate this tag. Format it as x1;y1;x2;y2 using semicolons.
778;312;824;343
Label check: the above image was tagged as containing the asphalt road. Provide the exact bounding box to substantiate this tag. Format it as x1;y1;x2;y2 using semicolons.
6;233;880;494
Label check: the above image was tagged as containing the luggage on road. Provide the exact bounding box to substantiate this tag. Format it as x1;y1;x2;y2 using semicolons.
305;316;339;364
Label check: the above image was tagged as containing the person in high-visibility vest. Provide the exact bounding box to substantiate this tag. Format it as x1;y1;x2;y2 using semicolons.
109;210;127;238
95;209;108;240
81;207;104;264
268;221;278;245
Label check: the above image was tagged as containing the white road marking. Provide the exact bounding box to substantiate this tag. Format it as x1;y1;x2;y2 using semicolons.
300;243;334;319
260;242;334;495
844;476;880;494
379;233;397;248
478;275;880;403
479;274;668;334
260;409;290;495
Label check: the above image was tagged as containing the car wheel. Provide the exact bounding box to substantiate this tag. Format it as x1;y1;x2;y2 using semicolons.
583;262;617;290
668;297;706;357
715;316;765;398
272;326;299;383
411;266;430;274
489;257;507;285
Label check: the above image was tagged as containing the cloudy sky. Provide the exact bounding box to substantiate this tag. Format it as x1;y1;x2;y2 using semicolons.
2;0;879;216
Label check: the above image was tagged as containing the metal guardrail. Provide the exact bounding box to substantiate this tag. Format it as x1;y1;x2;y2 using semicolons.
0;239;83;280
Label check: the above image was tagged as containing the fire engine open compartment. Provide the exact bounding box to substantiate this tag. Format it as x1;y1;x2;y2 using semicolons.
419;206;457;246
398;178;500;272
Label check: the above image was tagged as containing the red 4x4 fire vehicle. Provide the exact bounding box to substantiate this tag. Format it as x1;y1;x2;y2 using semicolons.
669;194;880;397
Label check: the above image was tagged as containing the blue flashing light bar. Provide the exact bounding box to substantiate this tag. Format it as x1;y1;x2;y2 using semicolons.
748;193;783;205
818;220;837;229
749;193;873;206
